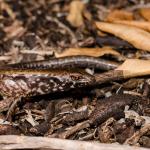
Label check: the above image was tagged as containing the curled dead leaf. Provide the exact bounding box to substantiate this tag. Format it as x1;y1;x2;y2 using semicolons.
112;20;150;32
96;22;150;52
105;10;133;22
67;0;85;27
116;59;150;78
55;47;121;58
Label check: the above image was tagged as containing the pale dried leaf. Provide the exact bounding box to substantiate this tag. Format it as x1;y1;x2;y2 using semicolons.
116;59;150;78
25;110;39;127
105;10;133;22
67;0;85;27
83;9;92;21
139;8;150;21
55;47;120;58
96;22;150;52
112;20;150;32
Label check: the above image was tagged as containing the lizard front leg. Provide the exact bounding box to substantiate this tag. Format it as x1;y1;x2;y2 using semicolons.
0;76;29;121
0;96;21;121
0;97;14;113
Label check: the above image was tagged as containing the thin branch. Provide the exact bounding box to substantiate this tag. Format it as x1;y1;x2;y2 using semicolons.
0;135;148;150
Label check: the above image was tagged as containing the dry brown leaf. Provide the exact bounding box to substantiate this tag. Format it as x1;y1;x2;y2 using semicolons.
55;47;120;58
83;9;92;21
105;10;133;22
96;22;150;52
139;8;150;21
116;59;150;78
112;20;150;32
67;0;85;27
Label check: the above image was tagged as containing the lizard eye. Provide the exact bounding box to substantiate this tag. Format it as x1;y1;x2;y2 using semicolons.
71;76;79;81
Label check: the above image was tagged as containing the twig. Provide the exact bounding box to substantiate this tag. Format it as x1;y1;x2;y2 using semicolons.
0;56;12;61
46;16;78;46
126;3;150;11
58;120;90;139
125;124;150;145
20;49;53;56
0;135;148;150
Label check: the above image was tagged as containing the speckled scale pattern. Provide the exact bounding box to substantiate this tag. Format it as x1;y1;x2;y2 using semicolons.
0;69;95;112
